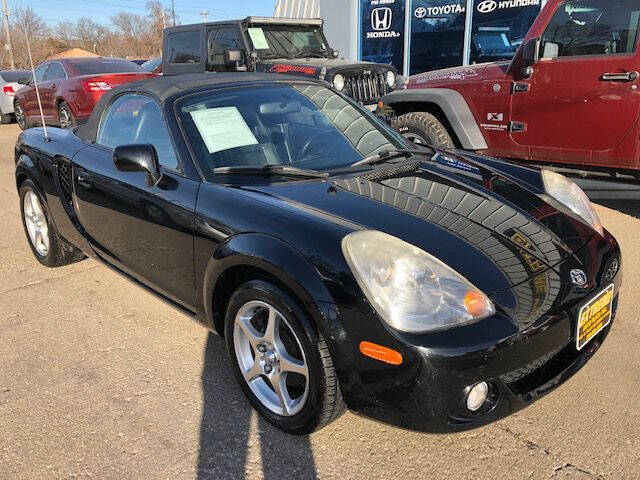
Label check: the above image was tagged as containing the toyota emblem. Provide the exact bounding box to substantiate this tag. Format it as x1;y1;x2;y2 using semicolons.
477;0;498;14
604;259;619;281
570;269;588;287
414;6;427;19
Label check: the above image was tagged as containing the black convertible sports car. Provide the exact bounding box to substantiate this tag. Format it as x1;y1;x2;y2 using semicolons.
15;73;622;434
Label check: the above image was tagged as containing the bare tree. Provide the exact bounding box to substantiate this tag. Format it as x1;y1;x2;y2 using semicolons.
74;17;109;53
9;7;50;68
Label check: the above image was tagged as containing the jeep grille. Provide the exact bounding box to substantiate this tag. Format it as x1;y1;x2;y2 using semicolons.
346;72;388;105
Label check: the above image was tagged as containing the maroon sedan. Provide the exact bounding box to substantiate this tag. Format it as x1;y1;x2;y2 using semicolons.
14;57;155;130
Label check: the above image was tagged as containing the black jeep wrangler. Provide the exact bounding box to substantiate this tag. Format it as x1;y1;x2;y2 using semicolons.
162;17;398;108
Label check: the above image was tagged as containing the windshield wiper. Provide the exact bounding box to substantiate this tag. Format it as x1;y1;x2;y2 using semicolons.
212;165;328;178
350;148;433;167
293;51;328;59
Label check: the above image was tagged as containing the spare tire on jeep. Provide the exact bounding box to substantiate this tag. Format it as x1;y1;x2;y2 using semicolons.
391;112;454;149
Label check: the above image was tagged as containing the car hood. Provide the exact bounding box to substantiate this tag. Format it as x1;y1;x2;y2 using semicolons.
407;61;510;88
257;58;395;79
237;150;594;296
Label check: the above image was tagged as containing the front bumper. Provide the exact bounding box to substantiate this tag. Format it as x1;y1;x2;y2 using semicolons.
330;230;622;432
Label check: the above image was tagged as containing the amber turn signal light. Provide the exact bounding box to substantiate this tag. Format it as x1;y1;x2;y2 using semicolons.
464;290;488;317
359;341;403;365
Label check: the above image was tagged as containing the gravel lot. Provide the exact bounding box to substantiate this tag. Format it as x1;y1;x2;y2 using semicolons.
1;124;639;479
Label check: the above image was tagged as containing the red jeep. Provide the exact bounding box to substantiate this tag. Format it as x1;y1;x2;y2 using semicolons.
382;0;640;180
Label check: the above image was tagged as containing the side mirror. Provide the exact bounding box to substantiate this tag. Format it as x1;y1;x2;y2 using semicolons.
332;49;340;58
520;37;540;78
224;49;245;69
113;144;162;187
18;77;31;85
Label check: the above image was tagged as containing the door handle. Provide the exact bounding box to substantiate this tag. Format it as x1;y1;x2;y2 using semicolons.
601;71;639;82
77;173;92;188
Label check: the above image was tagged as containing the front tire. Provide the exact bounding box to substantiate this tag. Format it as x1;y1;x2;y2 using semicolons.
14;100;28;130
19;179;85;268
58;102;76;128
224;280;345;435
392;111;455;148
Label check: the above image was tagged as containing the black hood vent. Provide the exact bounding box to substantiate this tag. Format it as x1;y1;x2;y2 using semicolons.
358;160;421;182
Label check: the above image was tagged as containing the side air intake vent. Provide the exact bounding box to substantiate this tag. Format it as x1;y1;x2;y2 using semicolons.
55;157;73;208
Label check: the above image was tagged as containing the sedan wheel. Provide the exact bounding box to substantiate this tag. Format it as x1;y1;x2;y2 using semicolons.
58;102;76;128
233;300;309;416
23;190;50;257
15;102;27;130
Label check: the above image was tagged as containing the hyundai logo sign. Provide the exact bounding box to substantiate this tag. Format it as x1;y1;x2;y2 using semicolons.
371;7;392;31
477;0;498;13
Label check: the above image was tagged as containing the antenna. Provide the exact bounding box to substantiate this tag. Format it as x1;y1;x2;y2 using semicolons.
25;33;48;141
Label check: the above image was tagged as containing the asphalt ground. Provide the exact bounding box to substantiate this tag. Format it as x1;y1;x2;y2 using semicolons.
1;124;639;479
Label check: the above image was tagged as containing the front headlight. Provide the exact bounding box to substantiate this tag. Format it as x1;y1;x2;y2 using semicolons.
542;170;604;236
342;231;495;333
386;70;396;88
333;74;345;91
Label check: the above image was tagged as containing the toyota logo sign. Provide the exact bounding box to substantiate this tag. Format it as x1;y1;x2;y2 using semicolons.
414;6;427;19
477;0;498;13
371;7;392;31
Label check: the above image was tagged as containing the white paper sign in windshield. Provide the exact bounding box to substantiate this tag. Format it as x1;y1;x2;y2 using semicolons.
190;107;258;154
247;28;269;49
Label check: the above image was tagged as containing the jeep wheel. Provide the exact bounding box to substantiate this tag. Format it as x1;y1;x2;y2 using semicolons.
392;112;454;149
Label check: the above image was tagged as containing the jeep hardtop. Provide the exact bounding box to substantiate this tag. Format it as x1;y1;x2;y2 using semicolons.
163;17;398;107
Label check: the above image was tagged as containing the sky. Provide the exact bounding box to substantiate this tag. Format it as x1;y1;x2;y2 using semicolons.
18;0;275;28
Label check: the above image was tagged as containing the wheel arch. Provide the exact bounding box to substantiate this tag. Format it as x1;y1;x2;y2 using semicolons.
203;233;340;340
381;88;488;150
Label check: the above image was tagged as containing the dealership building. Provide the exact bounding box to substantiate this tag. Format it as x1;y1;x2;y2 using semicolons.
275;0;549;76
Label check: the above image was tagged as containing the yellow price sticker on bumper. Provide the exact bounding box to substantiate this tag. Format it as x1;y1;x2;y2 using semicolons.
577;284;614;351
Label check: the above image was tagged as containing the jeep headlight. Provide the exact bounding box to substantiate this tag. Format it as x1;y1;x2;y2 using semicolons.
386;70;396;88
333;74;345;91
542;170;604;236
342;231;495;333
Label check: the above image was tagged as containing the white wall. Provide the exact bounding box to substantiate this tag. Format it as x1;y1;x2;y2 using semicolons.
274;0;359;61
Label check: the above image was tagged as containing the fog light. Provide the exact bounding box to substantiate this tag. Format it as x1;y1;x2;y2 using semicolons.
466;382;489;412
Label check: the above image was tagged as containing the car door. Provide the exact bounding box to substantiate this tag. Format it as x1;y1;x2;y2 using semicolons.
23;64;49;119
207;26;245;72
510;0;640;169
42;62;66;118
72;93;199;310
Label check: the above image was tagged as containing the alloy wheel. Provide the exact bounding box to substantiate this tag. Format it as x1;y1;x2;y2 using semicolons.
402;132;429;146
15;103;26;129
233;300;309;417
59;106;71;128
23;190;50;257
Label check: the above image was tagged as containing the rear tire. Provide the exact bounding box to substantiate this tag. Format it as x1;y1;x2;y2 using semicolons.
58;102;76;128
224;280;345;435
392;111;455;148
19;179;85;268
14;100;28;130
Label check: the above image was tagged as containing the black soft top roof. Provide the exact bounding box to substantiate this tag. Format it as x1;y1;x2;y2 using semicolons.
77;72;320;142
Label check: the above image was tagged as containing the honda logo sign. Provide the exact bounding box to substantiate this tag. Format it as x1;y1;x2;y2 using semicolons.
371;7;392;31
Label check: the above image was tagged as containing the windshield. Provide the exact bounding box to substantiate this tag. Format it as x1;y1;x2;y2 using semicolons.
178;83;408;180
0;70;30;82
72;59;146;75
246;25;330;59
